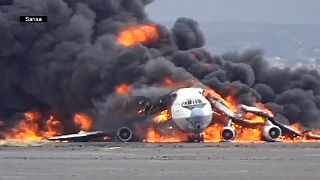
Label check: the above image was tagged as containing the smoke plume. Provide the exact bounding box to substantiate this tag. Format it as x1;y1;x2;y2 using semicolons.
0;0;319;135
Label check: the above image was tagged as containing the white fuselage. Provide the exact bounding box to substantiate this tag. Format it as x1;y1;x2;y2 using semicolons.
170;88;213;134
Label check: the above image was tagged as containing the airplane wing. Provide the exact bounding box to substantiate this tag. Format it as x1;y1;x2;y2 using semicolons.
48;126;139;142
239;104;272;118
47;131;106;142
210;99;264;127
305;132;320;140
229;116;266;128
209;95;320;140
239;104;305;137
239;105;320;139
266;117;304;137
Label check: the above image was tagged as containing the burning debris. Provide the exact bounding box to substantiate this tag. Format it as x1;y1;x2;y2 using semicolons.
0;0;319;143
153;110;170;123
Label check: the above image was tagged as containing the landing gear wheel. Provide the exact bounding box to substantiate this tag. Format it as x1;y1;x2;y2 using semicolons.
197;134;204;143
187;134;204;143
187;135;195;142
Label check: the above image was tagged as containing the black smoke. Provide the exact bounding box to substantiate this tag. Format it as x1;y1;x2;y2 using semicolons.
0;0;319;135
172;17;205;50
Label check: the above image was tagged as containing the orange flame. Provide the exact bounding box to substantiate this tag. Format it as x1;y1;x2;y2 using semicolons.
243;113;266;124
74;113;93;131
4;112;64;141
204;88;238;112
44;115;64;137
204;124;264;142
4;112;42;141
279;123;315;142
204;124;224;142
154;110;171;123
288;123;303;132
162;78;188;88
224;96;240;112
255;102;274;117
145;127;185;142
233;125;263;142
117;24;160;47
115;83;132;95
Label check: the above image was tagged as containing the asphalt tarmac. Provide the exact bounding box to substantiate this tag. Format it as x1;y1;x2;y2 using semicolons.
0;142;319;180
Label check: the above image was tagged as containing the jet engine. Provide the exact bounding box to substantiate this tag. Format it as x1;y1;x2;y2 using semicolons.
116;127;133;142
262;125;282;142
221;127;236;142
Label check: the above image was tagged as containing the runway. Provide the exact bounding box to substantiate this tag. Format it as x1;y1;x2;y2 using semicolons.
0;142;319;180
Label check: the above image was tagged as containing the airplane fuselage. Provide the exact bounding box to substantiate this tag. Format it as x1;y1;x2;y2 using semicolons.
170;88;213;134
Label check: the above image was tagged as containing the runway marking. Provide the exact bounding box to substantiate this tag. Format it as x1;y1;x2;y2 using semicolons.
304;154;320;157
102;147;123;151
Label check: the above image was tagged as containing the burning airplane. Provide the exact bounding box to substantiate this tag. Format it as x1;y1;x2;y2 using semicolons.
44;87;320;143
0;0;320;143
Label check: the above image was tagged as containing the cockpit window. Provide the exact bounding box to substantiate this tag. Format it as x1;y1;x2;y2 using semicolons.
182;98;204;107
182;101;188;106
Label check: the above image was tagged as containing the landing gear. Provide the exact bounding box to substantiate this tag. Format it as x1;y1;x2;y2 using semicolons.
188;133;204;143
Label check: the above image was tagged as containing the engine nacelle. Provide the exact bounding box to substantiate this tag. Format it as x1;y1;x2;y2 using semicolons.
221;127;236;142
116;127;133;142
262;125;282;142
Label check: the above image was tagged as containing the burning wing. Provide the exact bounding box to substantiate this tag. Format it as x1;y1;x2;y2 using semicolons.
305;132;320;140
208;95;320;141
239;104;310;139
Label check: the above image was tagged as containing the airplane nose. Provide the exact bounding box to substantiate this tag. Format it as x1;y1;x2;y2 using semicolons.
189;108;205;132
191;108;205;118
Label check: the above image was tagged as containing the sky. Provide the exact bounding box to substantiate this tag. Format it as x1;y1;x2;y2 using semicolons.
146;0;320;25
